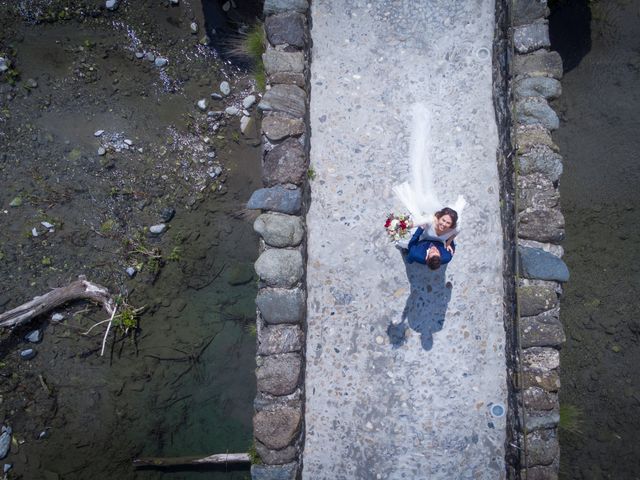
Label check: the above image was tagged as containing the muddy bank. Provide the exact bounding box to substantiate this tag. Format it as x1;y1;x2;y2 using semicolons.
550;0;640;478
0;1;262;478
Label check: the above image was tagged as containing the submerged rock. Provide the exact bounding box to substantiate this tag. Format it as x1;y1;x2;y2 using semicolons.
160;207;176;222
0;427;11;460
20;349;36;360
25;330;43;343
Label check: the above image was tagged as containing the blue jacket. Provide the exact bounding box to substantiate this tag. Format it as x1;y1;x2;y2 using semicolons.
406;226;455;265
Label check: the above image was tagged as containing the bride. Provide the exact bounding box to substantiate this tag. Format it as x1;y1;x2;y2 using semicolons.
393;103;465;252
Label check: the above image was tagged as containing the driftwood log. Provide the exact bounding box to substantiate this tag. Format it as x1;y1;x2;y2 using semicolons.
133;452;251;468
0;276;115;329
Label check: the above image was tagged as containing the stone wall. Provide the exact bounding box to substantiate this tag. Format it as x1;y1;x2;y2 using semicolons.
501;1;570;479
247;0;311;479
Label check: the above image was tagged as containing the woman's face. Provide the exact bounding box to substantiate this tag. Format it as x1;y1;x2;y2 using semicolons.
435;214;453;234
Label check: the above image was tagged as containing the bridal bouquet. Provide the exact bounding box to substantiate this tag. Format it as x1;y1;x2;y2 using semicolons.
384;213;413;241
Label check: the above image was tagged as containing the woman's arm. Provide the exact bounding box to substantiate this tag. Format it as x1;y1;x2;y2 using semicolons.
445;234;457;253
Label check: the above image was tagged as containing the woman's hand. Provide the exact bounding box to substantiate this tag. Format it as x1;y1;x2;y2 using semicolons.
446;244;455;254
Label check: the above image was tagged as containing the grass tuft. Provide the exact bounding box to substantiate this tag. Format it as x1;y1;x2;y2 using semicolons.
559;403;583;435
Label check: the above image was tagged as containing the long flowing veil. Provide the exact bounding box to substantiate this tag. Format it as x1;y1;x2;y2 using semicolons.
392;103;466;226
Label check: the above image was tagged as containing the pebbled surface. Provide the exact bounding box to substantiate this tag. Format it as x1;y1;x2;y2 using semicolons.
304;1;507;479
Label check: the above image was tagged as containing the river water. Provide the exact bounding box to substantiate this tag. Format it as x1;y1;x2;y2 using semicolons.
549;0;640;478
0;1;260;478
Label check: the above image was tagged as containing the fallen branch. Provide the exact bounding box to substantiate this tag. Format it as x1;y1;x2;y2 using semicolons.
133;452;250;468
100;303;118;357
0;276;115;329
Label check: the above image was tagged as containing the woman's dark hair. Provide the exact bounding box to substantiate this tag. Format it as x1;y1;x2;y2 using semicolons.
427;255;441;270
435;207;458;228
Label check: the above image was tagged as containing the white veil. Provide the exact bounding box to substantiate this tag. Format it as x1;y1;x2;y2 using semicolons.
392;103;466;226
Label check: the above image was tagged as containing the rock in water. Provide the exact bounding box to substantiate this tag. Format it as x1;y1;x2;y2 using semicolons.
94;129;104;137
220;81;231;96
149;224;167;235
197;99;207;111
0;427;11;460
240;115;252;134
105;0;119;11
25;330;43;343
154;57;168;67
225;106;240;115
126;267;137;278
0;57;8;73
160;207;176;222
51;313;64;322
190;22;198;34
243;95;256;109
20;349;36;360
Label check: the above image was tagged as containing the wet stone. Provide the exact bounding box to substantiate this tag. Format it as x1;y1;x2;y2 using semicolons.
265;12;306;48
515;76;561;100
518;285;558;317
254;213;304;247
518;209;565;243
251;462;299;480
220;81;231;96
522;347;560;370
253;405;302;450
520;310;566;348
512;0;550;27
258;324;304;355
523;387;559;411
247;186;302;215
256;288;305;324
262;113;305;141
263;48;305;76
263;137;307;187
516;97;559;130
514;21;550;53
255;440;298;465
20;349;36;360
264;0;309;14
514;50;563;79
258;84;306;118
254;249;304;288
160;207;176;222
518;146;563;183
515;125;558;154
243;95;256;109
518;174;559;212
0;427;11;460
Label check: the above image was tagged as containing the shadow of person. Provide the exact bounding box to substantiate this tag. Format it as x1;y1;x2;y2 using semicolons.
387;253;453;350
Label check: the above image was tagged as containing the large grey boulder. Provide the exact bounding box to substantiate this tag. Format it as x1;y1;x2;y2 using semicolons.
259;85;306;118
251;462;299;480
255;249;304;287
512;0;549;26
520;310;566;348
256;353;302;395
518;146;563;183
514;22;550;54
263;138;307;187
263;48;305;75
515;76;561;100
262;113;305;141
247;186;302;214
264;0;308;14
518;209;565;243
255;440;298;465
254;405;302;449
254;213;304;247
516;97;559;130
258;324;304;355
266;12;306;48
518;285;558;317
256;288;305;324
518;247;569;282
518;174;559;213
514;50;563;79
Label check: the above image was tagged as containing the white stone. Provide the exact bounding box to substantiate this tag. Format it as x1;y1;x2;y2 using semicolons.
225;106;240;116
51;313;64;322
98;147;106;156
154;57;168;67
149;224;167;235
41;221;54;229
31;228;38;237
197;99;207;111
242;95;256;109
0;57;8;73
240;115;251;134
105;0;118;11
94;130;104;137
190;22;198;34
124;139;133;146
219;81;231;96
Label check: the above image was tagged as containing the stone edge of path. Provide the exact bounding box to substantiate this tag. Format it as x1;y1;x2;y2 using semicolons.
500;1;568;479
248;1;311;479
